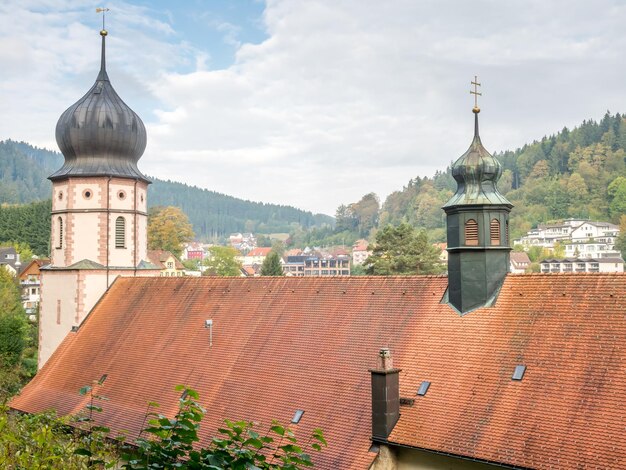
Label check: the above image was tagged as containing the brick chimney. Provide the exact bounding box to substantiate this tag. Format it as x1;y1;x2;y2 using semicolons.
370;348;401;441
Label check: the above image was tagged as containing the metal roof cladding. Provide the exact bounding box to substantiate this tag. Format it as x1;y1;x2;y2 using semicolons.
50;28;149;183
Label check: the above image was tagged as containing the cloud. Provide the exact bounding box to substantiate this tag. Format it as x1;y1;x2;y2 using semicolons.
2;0;626;214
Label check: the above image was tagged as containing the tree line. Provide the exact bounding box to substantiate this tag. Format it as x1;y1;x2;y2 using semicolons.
313;112;626;250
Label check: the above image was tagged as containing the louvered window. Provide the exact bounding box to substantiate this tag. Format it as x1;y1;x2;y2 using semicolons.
465;219;479;246
57;217;63;249
115;217;126;248
490;218;501;246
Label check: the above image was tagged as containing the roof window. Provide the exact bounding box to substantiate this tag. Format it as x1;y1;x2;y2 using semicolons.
417;381;431;396
512;365;526;381
291;409;305;424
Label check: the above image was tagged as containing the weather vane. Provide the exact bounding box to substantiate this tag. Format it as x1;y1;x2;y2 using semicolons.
470;75;481;113
96;7;110;33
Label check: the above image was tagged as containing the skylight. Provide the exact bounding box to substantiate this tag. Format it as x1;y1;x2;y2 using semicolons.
291;409;305;424
417;381;431;396
512;365;526;381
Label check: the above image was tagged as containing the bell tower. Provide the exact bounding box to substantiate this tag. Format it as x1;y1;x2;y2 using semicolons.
443;78;513;314
39;22;159;367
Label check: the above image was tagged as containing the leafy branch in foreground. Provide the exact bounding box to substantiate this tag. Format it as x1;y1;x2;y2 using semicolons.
123;384;327;469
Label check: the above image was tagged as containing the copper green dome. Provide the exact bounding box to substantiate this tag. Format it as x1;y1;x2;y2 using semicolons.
50;29;148;183
443;111;511;208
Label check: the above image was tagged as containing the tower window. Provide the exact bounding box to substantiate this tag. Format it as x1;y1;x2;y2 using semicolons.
115;217;126;248
57;217;63;249
465;219;479;246
490;218;501;246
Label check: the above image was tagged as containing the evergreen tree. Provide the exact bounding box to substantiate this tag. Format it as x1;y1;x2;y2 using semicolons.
364;223;442;275
260;251;284;276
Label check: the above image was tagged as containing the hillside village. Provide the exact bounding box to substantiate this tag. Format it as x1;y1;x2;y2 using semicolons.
1;7;626;470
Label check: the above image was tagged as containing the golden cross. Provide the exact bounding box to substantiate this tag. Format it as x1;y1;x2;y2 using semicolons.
96;7;110;30
470;75;482;110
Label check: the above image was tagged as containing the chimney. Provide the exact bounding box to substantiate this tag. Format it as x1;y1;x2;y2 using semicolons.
370;348;401;441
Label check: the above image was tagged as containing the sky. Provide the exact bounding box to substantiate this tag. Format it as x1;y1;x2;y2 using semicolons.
1;1;625;215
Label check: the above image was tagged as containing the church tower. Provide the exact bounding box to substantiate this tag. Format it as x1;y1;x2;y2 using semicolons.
39;25;159;367
443;78;513;314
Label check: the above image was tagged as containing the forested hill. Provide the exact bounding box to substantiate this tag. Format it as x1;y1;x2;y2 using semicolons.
324;112;626;247
148;179;333;236
0;140;333;239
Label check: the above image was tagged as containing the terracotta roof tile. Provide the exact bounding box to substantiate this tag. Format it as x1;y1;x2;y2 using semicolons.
246;247;272;257
10;273;626;469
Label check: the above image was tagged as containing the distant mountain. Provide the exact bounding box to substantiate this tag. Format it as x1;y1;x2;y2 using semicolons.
0;140;333;240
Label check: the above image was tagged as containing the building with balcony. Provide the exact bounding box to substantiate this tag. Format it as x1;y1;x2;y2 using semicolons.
540;257;624;274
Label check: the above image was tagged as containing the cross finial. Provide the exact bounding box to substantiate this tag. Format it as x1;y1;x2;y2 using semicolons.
96;7;110;35
470;75;481;114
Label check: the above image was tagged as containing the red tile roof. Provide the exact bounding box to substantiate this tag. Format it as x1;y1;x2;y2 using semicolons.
147;250;185;269
10;274;626;469
388;273;626;469
246;247;272;257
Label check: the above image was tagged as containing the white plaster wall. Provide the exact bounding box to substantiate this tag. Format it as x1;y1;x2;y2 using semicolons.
39;270;79;368
52;183;69;211
136;213;148;261
70;212;102;264
72;181;104;210
109;179;137;211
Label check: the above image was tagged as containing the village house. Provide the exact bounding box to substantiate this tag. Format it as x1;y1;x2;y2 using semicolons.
147;249;186;277
18;258;50;315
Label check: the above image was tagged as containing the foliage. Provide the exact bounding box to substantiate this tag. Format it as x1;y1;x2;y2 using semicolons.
148;178;334;239
0;268;35;400
261;251;284;276
608;176;626;221
204;246;242;276
0;385;326;470
124;385;326;469
364;223;443;275
616;215;626;256
148;206;195;257
0;200;51;256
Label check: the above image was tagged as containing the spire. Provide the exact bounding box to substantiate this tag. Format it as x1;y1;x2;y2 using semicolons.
471;75;481;139
51;11;148;183
98;29;108;81
96;7;109;81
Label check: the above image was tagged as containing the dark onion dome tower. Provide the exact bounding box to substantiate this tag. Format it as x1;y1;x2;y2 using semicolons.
39;23;159;369
443;80;513;314
50;28;149;182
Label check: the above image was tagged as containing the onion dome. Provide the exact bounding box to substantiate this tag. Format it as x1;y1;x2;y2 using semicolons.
443;108;511;208
50;29;148;182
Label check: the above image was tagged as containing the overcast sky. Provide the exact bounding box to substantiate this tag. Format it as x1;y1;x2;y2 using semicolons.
1;1;625;215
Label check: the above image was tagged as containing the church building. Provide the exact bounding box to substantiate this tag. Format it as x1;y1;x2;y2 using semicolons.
38;26;160;366
12;27;626;470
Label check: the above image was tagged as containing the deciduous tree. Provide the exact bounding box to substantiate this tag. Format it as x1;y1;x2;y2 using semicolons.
148;206;195;257
203;246;242;277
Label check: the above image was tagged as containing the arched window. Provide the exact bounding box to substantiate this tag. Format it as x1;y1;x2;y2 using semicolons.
465;219;479;246
490;218;501;246
57;217;63;249
115;217;126;248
